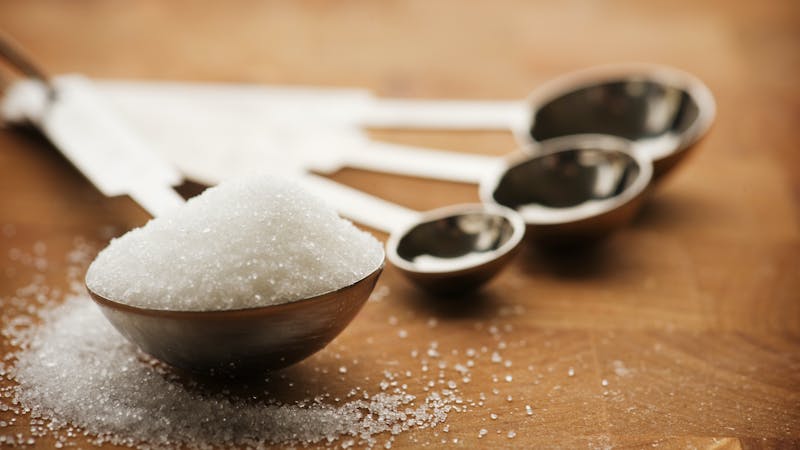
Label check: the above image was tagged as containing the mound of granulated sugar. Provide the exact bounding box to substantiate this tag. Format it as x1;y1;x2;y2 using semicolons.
85;176;383;311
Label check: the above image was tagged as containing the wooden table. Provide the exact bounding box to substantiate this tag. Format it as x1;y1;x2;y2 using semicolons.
1;1;798;448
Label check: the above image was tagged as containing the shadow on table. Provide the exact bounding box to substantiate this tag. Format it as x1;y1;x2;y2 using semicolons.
516;233;625;281
631;189;718;233
163;355;333;404
393;282;501;320
514;189;717;280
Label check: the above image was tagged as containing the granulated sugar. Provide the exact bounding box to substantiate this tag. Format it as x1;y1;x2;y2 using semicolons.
5;296;455;448
86;176;384;311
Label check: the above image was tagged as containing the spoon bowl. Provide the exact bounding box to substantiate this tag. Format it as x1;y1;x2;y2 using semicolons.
295;175;527;294
520;64;715;179
87;264;383;374
386;203;525;293
481;135;653;243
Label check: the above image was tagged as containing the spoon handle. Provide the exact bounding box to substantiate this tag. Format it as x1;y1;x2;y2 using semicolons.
341;140;502;184
362;98;528;131
6;75;184;217
297;174;419;233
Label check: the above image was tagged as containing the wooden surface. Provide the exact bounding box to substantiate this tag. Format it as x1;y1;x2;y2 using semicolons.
1;1;799;448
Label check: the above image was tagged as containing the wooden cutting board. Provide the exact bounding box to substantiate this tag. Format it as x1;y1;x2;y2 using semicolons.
0;1;797;448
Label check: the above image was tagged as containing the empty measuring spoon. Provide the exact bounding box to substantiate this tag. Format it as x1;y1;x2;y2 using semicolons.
519;64;715;179
480;135;653;242
297;174;526;294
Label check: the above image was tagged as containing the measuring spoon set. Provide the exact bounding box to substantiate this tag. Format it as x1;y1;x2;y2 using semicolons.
2;50;715;293
0;33;716;372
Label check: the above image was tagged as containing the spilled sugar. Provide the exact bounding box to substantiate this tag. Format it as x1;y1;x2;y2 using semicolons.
6;296;456;448
86;176;384;311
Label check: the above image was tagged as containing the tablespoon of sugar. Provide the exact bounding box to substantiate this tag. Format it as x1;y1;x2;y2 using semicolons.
0;33;388;374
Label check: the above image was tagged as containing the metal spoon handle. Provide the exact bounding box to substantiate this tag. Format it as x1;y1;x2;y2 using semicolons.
341;140;502;184
298;174;420;233
362;98;528;131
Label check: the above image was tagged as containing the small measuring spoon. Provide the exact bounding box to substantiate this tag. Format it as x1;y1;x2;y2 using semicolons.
297;174;526;294
480;135;653;242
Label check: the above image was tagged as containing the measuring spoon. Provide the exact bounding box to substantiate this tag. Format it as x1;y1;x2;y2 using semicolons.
85;174;389;373
297;174;526;294
480;135;653;242
0;32;388;374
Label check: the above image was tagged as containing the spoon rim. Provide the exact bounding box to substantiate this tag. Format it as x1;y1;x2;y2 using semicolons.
515;62;716;162
480;134;653;226
385;203;526;275
86;259;385;318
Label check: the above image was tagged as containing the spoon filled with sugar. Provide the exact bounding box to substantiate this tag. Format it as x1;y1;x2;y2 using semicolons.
0;35;386;374
85;176;385;374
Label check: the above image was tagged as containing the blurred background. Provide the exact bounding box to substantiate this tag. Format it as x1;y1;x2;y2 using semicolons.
1;0;798;212
0;1;798;448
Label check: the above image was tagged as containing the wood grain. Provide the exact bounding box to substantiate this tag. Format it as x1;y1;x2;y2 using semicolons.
1;1;798;448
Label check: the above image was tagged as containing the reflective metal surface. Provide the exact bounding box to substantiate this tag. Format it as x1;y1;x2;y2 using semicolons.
386;204;525;293
531;80;698;143
88;264;383;374
481;135;653;242
520;64;715;179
